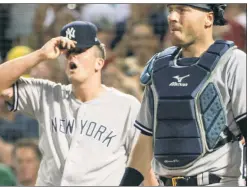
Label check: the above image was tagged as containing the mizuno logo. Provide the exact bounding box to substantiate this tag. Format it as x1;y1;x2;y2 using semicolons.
169;74;190;87
173;74;190;82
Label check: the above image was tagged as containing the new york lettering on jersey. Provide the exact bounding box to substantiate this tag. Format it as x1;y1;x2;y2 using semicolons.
51;117;117;147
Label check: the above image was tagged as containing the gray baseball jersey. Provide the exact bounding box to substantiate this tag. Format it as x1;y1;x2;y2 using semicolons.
135;48;246;185
8;77;141;186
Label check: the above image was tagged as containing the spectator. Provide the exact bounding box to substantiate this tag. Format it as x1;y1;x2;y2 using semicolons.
222;20;246;52
0;95;39;142
0;46;39;142
115;21;160;100
6;46;33;77
0;163;16;186
33;4;65;48
91;16;117;68
29;60;57;81
211;4;247;52
125;21;160;70
113;4;168;57
225;4;246;28
50;6;80;40
12;138;41;186
101;61;142;100
101;62;127;91
6;46;32;61
33;4;65;32
222;4;247;51
0;138;14;167
39;5;80;44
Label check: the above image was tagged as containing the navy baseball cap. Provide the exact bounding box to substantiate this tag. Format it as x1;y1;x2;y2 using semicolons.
60;21;101;50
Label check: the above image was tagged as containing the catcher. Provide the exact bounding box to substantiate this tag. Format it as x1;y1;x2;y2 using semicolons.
120;4;246;186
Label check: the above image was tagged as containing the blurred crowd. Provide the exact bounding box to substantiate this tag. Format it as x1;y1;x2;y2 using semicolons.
0;3;246;186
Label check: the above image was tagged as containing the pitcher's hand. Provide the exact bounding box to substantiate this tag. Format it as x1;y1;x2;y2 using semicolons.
39;37;77;60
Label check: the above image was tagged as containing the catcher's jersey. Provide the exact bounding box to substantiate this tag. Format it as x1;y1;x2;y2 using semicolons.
9;78;140;186
135;48;246;182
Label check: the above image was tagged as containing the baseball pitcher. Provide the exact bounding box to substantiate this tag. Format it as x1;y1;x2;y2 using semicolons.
0;21;158;186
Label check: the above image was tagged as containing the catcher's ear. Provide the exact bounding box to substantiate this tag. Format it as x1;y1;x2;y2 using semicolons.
205;12;214;27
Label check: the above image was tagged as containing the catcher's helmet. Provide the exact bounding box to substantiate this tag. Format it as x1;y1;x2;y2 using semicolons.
170;4;228;26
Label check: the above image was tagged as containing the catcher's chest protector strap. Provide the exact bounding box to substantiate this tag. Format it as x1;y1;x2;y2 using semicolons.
140;46;179;85
152;40;235;169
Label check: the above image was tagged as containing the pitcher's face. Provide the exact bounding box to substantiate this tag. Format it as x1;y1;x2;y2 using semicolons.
65;46;98;84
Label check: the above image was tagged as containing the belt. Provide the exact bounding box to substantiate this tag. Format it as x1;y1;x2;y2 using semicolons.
214;128;240;150
159;174;221;186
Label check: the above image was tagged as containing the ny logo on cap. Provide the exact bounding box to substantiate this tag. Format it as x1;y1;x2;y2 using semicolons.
66;27;75;39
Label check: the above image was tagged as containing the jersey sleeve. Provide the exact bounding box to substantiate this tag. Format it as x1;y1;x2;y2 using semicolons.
8;77;56;118
227;49;247;123
124;97;141;155
134;86;154;136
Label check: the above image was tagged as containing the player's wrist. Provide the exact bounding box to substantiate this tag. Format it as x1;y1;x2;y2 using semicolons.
36;49;48;62
120;167;144;186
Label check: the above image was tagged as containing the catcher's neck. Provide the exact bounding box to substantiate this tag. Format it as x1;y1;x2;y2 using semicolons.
181;36;214;58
